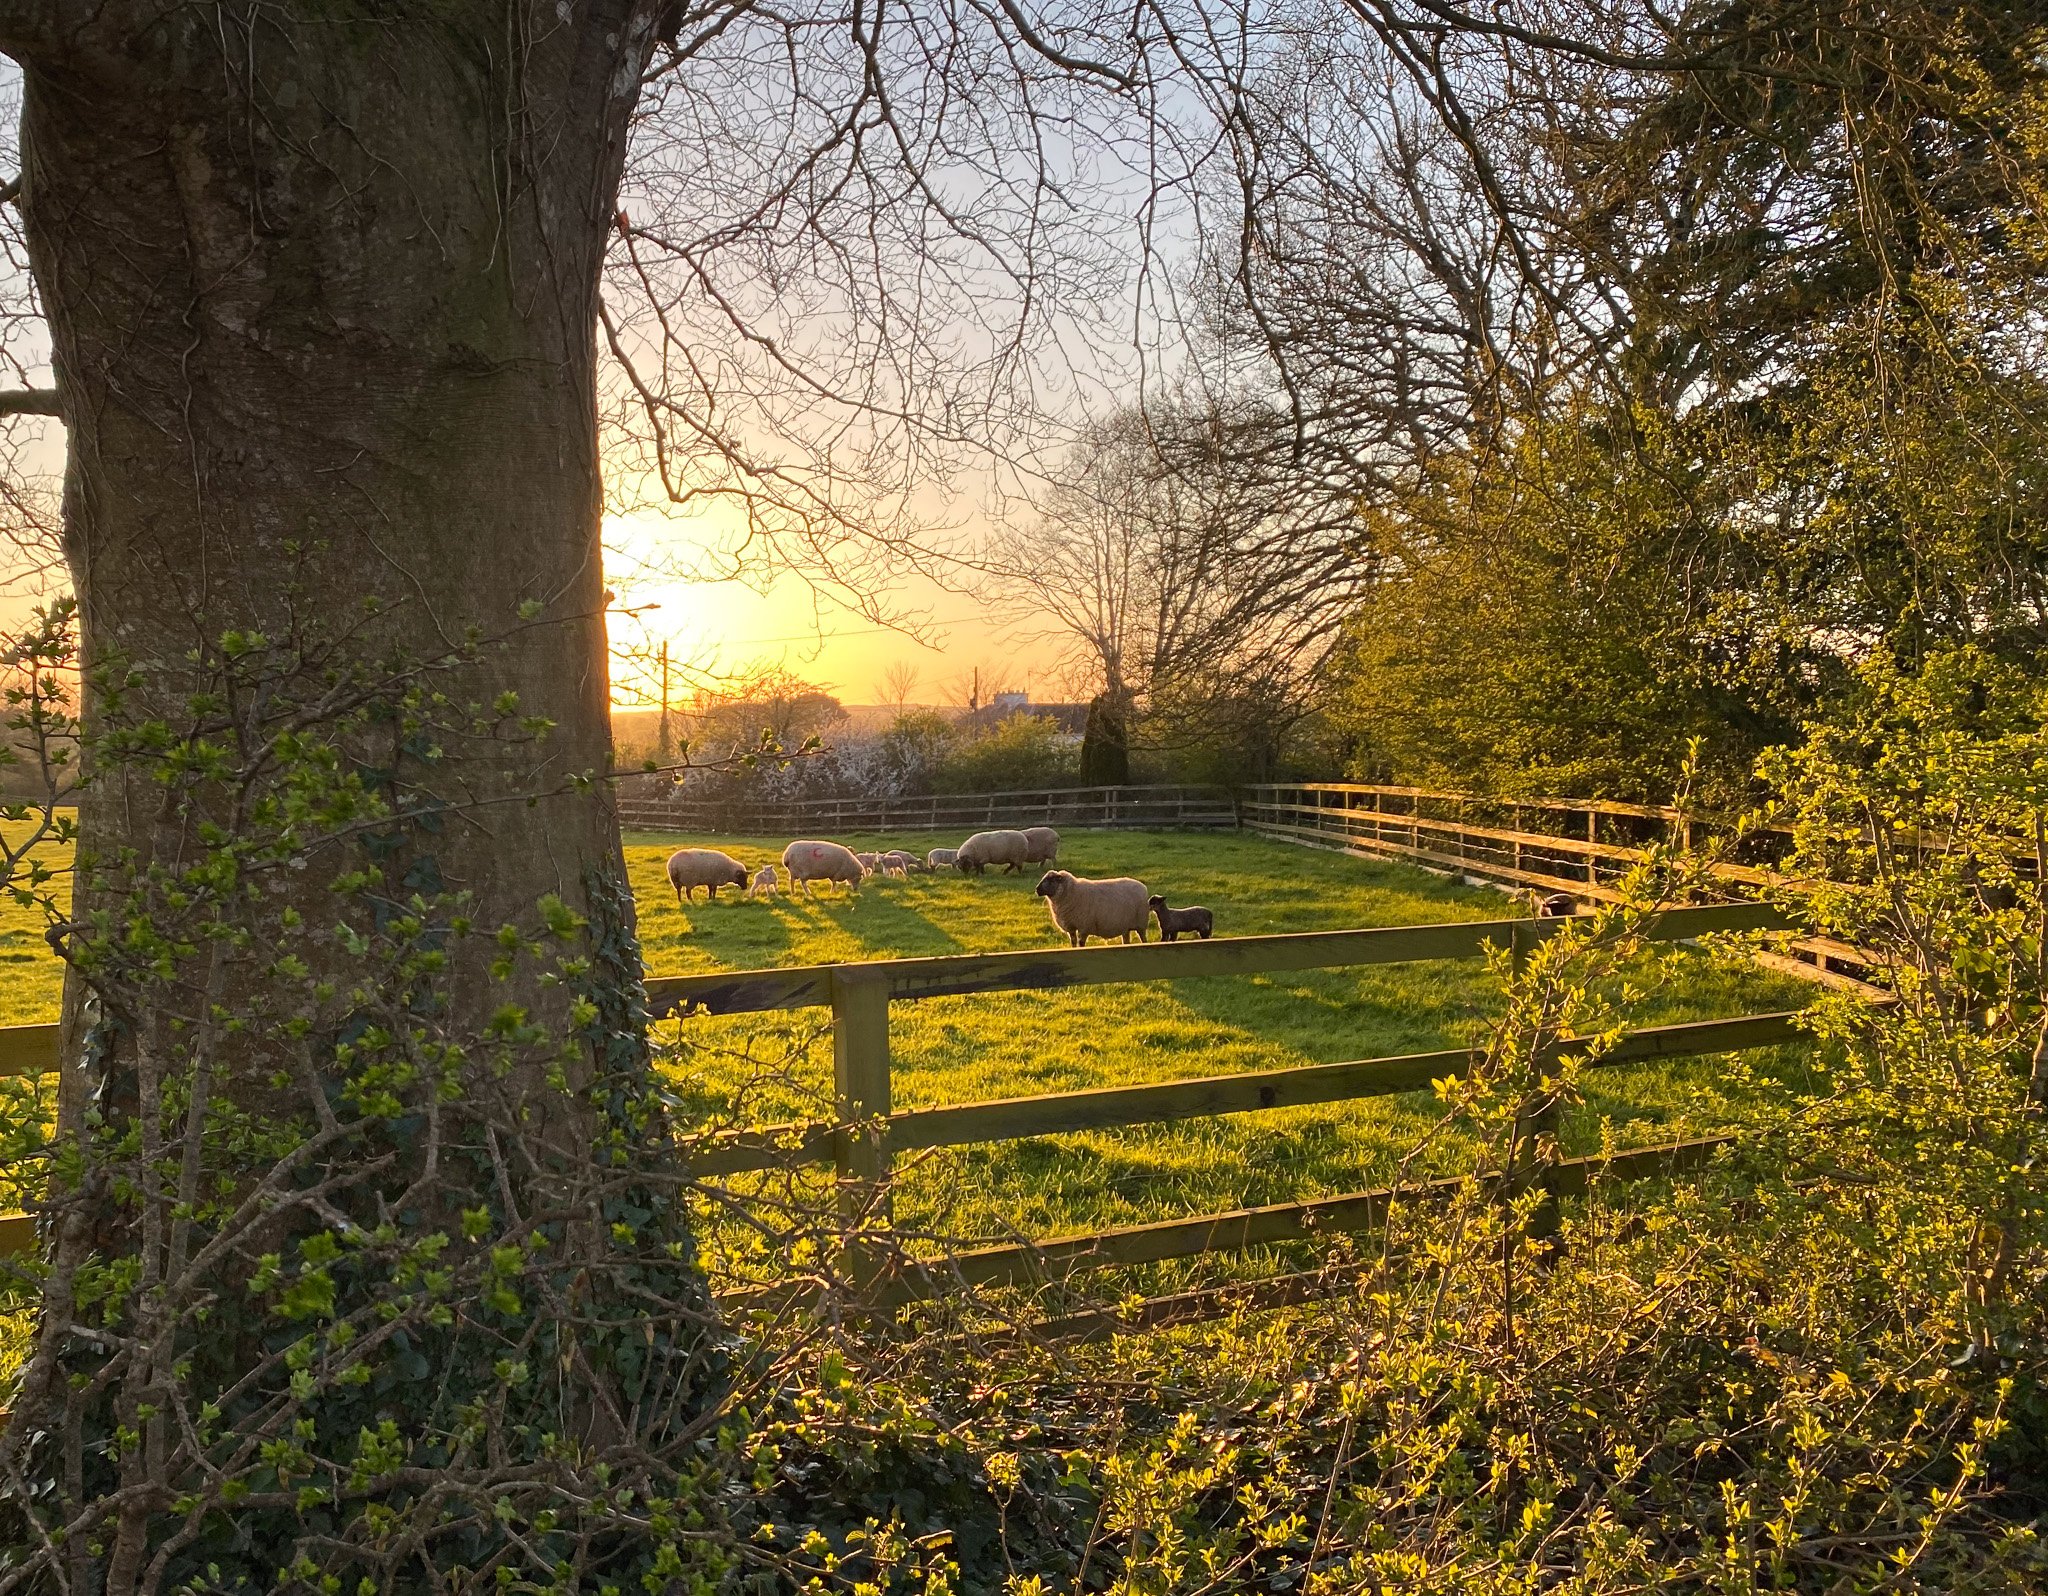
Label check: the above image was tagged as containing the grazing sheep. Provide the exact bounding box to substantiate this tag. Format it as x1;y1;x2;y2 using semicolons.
1534;892;1576;918
881;849;924;876
954;829;1032;875
1147;896;1214;942
1021;825;1060;865
747;864;780;900
853;851;881;874
782;840;866;898
1035;869;1151;946
666;848;750;905
926;848;958;871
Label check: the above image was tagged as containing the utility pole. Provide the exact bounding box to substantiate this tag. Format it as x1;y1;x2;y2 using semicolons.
657;641;674;766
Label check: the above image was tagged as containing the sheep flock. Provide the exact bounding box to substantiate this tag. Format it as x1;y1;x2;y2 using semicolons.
663;826;1219;947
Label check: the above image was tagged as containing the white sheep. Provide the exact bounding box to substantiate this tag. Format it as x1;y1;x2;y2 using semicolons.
926;848;958;871
665;848;750;905
747;864;781;900
853;851;881;874
1021;825;1060;864
1034;869;1151;946
954;829;1032;875
782;840;866;898
879;850;919;877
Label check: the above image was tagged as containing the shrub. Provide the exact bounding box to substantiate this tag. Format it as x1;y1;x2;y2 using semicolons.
936;712;1077;792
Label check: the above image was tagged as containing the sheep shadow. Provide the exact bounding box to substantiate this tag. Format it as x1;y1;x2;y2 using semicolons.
816;889;970;961
637;886;802;971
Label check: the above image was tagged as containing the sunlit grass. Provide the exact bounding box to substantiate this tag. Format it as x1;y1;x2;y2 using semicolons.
0;821;1814;1297
625;827;1813;1261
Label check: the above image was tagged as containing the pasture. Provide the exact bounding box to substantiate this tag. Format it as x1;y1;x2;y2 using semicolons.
622;828;1811;1276
0;824;1813;1284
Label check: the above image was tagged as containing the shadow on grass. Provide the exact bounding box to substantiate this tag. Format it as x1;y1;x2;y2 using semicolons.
827;892;970;960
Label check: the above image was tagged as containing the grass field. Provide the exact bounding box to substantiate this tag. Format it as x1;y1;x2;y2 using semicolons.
618;828;1812;1273
1;824;1813;1286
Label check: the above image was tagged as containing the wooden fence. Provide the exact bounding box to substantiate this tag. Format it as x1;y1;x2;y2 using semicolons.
616;782;1236;835
649;898;1797;1310
0;902;1803;1322
1236;783;1878;989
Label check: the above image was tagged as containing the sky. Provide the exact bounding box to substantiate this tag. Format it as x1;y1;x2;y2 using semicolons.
602;505;1072;709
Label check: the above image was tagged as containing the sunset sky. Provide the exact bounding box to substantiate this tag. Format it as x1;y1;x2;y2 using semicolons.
602;505;1068;708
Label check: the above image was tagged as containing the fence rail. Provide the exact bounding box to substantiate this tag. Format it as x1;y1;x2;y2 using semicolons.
0;902;1802;1299
1236;784;1880;990
617;782;1236;835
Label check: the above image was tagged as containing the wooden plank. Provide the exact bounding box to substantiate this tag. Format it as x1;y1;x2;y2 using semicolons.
888;1010;1806;1151
0;1022;58;1079
877;1136;1730;1298
1245;813;1783;895
682;1009;1805;1176
968;1263;1378;1348
689;1010;1802;1174
984;1136;1742;1344
0;1212;33;1257
647;902;1793;1018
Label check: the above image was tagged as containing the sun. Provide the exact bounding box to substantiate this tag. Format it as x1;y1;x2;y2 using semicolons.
602;505;1060;708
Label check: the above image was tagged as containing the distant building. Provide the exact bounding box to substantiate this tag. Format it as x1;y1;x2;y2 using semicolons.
991;689;1031;713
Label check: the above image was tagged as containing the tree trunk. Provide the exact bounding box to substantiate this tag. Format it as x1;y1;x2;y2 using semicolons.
0;6;718;1585
17;3;651;1106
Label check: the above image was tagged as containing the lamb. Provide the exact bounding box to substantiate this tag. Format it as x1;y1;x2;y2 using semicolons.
1147;896;1214;942
1035;869;1151;946
881;849;924;876
782;840;867;898
954;829;1032;875
853;851;881;874
665;848;750;905
926;848;958;871
1021;825;1061;865
747;864;780;900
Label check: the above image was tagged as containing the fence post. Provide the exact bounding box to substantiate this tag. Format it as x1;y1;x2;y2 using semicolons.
831;969;893;1285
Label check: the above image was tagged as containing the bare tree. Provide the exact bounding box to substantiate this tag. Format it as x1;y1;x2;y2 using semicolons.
1014;396;1375;773
877;659;923;714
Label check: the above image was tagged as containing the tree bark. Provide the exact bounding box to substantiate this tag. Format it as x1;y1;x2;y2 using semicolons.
17;0;653;1085
1;8;708;1572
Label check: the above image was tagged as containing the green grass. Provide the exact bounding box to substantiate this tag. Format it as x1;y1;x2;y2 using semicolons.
623;828;1812;1267
1;823;1812;1281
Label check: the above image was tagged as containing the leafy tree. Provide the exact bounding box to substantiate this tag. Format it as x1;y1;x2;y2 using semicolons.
938;713;1077;792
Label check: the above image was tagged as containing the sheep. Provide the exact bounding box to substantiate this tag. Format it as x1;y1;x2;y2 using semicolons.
926;848;958;871
1533;891;1576;918
853;851;881;874
1035;869;1151;946
1021;825;1060;865
1147;896;1214;942
665;848;750;905
875;851;912;878
782;840;866;898
881;849;924;876
747;864;780;900
954;829;1032;875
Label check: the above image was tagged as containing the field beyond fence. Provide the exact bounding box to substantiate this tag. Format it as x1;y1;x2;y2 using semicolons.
0;866;1817;1337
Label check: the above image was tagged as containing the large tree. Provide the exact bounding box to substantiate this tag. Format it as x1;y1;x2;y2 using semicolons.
0;1;1196;1584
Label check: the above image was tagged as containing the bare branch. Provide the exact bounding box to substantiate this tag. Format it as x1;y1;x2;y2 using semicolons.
0;386;59;416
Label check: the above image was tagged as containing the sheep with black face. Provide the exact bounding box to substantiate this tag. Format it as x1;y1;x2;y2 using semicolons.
1148;896;1213;941
1035;869;1150;947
